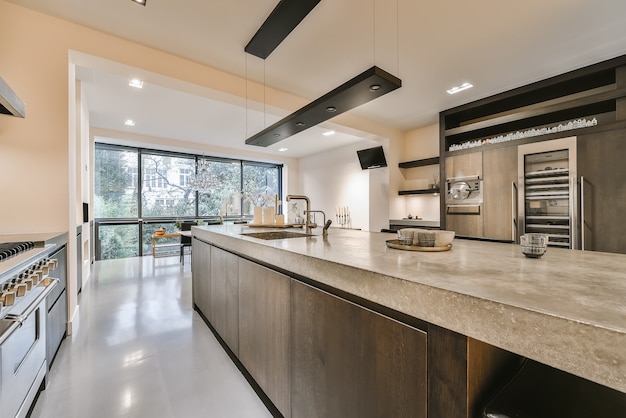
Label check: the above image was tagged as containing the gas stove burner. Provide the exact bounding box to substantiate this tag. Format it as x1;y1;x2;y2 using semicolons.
0;241;35;262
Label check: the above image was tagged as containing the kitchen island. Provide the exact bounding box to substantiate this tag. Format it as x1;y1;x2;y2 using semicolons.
192;224;626;417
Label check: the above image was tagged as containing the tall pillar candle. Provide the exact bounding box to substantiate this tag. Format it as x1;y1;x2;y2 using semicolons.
253;206;263;224
263;207;275;225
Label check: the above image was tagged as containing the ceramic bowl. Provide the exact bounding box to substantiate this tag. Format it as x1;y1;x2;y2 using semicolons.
434;230;455;247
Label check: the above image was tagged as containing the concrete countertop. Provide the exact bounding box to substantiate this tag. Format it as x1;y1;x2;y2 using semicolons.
192;224;626;393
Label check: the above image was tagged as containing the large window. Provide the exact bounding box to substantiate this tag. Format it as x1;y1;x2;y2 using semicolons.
141;153;196;217
94;146;138;218
97;223;139;260
94;143;282;259
198;159;242;217
243;162;281;215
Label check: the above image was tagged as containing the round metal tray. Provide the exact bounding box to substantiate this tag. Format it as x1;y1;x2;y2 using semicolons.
386;239;452;252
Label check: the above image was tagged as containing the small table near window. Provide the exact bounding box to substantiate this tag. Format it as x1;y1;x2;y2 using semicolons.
151;232;181;257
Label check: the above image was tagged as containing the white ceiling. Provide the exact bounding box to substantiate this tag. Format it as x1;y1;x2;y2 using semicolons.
8;0;626;158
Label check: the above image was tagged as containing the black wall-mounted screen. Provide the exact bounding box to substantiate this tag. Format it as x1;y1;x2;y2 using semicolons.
83;202;89;223
357;146;387;170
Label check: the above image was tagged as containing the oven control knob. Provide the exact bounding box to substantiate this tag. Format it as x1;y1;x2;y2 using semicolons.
1;290;16;306
33;269;44;280
18;277;33;291
14;283;27;297
28;274;40;286
45;259;57;272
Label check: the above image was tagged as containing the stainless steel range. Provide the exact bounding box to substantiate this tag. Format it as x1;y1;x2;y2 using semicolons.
0;240;61;418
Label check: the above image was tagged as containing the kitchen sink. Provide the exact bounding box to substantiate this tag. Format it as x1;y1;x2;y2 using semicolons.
241;231;313;240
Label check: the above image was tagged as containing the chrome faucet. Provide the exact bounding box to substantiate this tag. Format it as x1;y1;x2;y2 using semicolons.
286;195;313;234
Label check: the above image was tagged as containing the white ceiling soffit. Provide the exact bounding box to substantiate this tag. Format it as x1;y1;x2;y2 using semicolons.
76;63;370;159
10;0;626;155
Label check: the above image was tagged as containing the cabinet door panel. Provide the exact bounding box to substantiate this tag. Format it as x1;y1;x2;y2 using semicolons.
483;147;517;241
446;209;484;238
578;129;626;253
445;152;483;179
291;280;427;418
210;246;239;354
238;259;291;417
191;239;211;318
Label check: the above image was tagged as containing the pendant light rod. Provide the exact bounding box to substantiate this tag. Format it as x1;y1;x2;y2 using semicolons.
245;66;401;147
245;0;321;59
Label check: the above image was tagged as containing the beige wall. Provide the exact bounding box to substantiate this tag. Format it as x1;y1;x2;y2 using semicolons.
399;124;441;221
0;1;413;327
0;0;407;232
299;141;379;231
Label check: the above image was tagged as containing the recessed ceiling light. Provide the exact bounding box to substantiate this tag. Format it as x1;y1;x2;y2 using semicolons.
129;78;143;89
446;82;473;95
278;147;288;152
131;0;146;6
322;130;335;136
125;119;135;126
295;122;305;127
369;84;381;91
273;133;281;137
326;106;337;112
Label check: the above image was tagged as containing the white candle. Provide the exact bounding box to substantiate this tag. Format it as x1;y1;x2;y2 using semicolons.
253;206;263;224
263;206;275;225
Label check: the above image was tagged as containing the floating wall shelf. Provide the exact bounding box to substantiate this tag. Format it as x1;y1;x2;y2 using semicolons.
398;157;439;169
398;189;440;196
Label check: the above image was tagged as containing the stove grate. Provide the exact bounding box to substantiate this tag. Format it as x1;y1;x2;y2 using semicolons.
0;241;35;262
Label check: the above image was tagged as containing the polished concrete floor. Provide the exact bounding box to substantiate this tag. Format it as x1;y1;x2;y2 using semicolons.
30;255;272;418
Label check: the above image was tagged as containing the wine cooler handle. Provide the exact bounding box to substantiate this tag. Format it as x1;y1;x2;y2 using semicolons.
580;176;585;252
512;181;518;243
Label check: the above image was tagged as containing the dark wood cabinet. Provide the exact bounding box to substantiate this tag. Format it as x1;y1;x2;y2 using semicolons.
578;128;626;253
209;246;239;355
191;238;211;318
238;259;291;418
483;146;518;241
291;280;427;418
194;241;519;418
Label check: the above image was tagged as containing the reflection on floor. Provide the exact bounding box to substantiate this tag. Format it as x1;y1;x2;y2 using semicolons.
30;255;272;418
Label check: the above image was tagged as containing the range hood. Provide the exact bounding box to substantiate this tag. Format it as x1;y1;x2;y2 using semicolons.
0;76;25;118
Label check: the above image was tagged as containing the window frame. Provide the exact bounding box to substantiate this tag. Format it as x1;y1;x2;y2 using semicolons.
93;143;283;258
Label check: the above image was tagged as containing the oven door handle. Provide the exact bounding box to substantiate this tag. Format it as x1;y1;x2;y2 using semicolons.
0;278;58;344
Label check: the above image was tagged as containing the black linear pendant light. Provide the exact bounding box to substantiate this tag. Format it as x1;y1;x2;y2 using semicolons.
246;66;401;147
244;0;402;147
245;0;321;59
